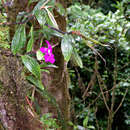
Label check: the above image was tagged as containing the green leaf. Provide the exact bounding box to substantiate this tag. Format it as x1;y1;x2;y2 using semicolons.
33;0;56;28
28;0;39;5
0;43;10;49
51;30;63;38
61;34;73;62
22;55;41;79
36;50;44;61
26;76;44;90
83;116;88;128
33;99;41;115
32;0;55;14
32;0;46;14
35;9;46;27
71;48;83;68
45;7;59;29
41;25;63;38
41;69;50;73
88;125;95;129
27;26;34;52
40;63;58;68
55;3;65;16
125;28;130;41
11;24;26;55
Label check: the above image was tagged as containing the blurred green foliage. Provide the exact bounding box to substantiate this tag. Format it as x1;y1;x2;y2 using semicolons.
0;14;10;49
40;113;59;129
67;1;130;129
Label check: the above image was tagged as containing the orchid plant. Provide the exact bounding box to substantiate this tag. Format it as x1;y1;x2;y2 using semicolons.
40;40;55;64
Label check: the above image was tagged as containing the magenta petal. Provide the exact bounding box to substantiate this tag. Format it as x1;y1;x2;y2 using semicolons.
44;53;55;64
44;54;50;62
45;40;53;50
50;58;55;64
45;40;51;47
49;54;55;63
49;54;54;59
40;47;47;53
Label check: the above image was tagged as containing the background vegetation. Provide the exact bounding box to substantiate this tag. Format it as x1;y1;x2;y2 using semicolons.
68;1;130;129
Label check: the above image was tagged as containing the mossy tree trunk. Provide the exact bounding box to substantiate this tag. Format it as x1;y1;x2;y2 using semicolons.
0;0;71;129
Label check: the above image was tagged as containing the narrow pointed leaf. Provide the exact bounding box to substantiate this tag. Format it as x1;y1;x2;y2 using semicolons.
33;0;55;14
61;34;73;62
71;48;83;68
22;55;41;79
85;41;106;64
55;3;65;16
27;76;44;90
11;24;26;54
35;9;46;27
27;26;34;52
32;0;46;14
83;116;88;128
45;7;59;29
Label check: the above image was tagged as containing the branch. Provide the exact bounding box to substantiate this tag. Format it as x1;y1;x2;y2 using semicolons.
87;93;101;108
0;15;34;26
94;107;100;130
95;58;110;112
87;78;129;109
82;71;96;99
114;88;128;114
70;31;109;47
45;23;66;34
111;44;118;112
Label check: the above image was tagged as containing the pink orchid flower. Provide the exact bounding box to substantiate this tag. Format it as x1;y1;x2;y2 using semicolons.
40;40;55;64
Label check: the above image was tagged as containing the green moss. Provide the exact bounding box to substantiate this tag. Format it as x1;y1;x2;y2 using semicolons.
0;14;10;49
